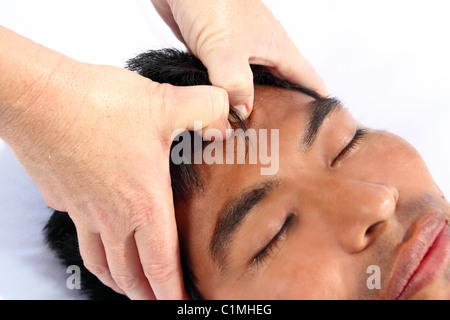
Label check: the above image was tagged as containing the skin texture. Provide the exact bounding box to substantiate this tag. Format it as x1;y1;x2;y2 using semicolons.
0;0;326;299
175;86;450;299
0;25;230;300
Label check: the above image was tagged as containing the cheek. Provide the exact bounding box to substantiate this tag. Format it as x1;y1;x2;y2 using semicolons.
353;131;434;191
248;254;356;299
221;232;361;299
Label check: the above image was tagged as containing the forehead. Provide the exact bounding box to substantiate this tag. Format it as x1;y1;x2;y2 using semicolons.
175;86;317;268
245;86;316;131
179;85;315;209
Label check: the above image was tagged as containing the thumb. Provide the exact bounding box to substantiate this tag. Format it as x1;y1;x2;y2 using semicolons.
200;48;254;120
155;83;231;141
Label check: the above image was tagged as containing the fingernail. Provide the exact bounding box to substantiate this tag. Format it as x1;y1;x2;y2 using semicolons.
233;104;249;119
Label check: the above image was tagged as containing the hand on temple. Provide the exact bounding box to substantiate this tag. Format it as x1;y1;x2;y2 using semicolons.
0;25;229;300
0;0;326;300
152;0;328;117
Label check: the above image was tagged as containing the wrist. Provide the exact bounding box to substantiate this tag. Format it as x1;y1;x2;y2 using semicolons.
0;26;82;148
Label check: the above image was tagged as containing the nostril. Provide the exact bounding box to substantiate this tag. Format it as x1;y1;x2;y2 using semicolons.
365;221;384;239
362;223;379;249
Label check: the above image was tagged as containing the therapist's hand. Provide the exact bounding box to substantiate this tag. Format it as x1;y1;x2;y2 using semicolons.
152;0;328;117
0;26;230;300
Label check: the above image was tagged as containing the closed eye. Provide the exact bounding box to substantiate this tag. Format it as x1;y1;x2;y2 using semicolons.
331;128;367;167
251;213;296;270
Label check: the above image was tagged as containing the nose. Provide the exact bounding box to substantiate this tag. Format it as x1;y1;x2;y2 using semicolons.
320;179;398;253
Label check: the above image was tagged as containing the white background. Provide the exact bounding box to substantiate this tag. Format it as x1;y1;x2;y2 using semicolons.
0;0;449;299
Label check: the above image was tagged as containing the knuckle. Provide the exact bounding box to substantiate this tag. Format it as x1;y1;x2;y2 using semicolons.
207;87;229;122
144;262;176;284
111;273;139;291
126;200;156;230
155;82;174;110
42;192;64;212
220;73;252;95
124;192;170;230
84;262;108;278
152;82;178;141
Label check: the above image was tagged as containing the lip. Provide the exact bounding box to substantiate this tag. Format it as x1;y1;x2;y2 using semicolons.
386;212;450;300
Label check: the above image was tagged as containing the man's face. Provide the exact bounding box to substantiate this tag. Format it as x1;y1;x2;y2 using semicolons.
175;86;450;299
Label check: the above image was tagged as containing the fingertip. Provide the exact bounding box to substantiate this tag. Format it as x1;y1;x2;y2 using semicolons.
232;103;252;120
221;76;254;121
203;50;254;118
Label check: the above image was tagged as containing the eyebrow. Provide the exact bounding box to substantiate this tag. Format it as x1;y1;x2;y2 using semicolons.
209;179;280;269
209;97;343;271
301;97;343;151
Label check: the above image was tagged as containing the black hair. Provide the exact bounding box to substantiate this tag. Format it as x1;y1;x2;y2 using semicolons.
44;48;324;300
